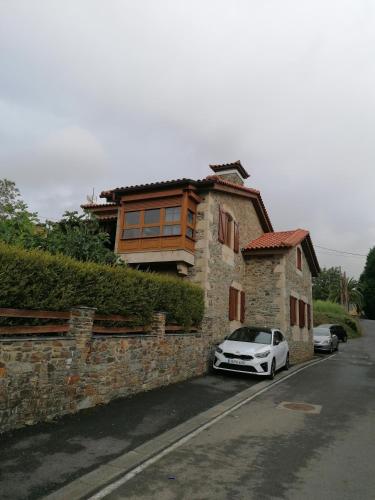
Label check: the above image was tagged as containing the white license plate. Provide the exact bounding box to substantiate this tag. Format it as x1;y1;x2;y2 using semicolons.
227;358;246;365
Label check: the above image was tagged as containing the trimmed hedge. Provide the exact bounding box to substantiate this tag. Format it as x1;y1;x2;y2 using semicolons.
313;300;361;338
0;242;204;327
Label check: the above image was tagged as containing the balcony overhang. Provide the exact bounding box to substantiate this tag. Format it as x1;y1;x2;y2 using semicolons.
118;249;194;267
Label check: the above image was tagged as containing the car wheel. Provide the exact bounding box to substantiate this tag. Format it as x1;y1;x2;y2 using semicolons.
284;353;290;371
269;359;276;380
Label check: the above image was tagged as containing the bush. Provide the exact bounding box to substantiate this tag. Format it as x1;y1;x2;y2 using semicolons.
0;242;204;327
313;300;361;338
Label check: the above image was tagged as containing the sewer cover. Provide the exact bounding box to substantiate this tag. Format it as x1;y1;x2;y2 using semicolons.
277;401;322;414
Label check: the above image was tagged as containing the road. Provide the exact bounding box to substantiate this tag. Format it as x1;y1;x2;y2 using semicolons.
93;320;375;500
1;356;259;499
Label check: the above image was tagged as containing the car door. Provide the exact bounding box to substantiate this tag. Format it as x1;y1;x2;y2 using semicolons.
273;331;284;369
277;330;288;366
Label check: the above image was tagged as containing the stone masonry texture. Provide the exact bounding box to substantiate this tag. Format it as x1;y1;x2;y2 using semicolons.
0;308;209;433
186;187;314;364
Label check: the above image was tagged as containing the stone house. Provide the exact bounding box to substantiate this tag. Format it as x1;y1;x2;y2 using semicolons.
83;161;320;363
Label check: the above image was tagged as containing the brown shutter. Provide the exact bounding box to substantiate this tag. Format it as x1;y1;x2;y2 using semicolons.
290;296;297;326
240;291;245;323
299;300;306;328
307;304;311;329
218;206;226;243
229;286;236;321
234;222;240;253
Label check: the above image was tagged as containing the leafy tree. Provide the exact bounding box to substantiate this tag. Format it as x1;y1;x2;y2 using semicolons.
0;179;117;265
313;267;341;301
39;211;117;265
313;266;363;312
360;247;375;319
0;179;39;246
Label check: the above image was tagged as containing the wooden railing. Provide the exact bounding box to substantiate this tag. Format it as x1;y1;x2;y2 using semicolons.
0;308;198;336
0;308;70;335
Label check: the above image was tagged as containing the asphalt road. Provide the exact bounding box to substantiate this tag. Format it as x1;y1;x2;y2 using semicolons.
97;320;375;500
0;356;259;499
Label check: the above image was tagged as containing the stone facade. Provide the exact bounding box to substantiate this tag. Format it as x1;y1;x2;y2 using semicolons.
188;190;264;343
284;245;314;362
187;189;315;364
0;307;208;433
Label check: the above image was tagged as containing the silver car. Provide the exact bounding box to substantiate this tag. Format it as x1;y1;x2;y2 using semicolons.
313;326;339;353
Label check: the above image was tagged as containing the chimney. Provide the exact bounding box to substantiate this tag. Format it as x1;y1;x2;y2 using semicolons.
209;160;249;186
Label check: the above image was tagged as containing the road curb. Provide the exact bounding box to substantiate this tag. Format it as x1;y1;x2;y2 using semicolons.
43;355;329;500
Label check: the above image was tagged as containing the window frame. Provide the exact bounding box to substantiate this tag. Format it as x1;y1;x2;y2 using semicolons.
297;247;302;271
122;205;186;240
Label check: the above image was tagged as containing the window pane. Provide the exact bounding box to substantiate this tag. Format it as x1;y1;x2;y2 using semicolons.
187;210;194;225
144;209;160;224
186;227;194;238
143;226;160;237
163;224;181;236
123;228;141;239
125;211;140;226
165;206;181;222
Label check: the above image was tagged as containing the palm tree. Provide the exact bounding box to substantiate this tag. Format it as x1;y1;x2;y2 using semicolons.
329;275;363;312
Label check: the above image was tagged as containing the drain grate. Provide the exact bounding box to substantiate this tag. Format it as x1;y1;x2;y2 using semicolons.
277;401;322;414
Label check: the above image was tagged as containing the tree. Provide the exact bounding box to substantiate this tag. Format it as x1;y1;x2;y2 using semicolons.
360;247;375;319
0;179;117;265
313;266;363;312
39;211;117;265
329;275;363;312
313;267;341;301
0;179;39;246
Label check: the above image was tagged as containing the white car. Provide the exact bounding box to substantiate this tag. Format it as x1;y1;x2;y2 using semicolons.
213;326;289;379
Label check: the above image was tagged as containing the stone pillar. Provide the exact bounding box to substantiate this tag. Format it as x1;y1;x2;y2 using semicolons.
152;312;166;337
68;307;96;382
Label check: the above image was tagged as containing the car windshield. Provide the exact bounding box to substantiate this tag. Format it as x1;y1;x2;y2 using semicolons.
228;327;272;345
314;328;330;336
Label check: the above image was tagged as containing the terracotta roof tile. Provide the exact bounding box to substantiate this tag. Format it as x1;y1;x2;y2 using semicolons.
81;202;117;209
243;229;309;251
206;175;260;194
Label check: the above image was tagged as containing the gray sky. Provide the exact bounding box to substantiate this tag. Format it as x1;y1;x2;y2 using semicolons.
1;1;374;277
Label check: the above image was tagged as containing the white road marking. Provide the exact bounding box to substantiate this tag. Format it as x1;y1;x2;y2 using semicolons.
89;354;335;500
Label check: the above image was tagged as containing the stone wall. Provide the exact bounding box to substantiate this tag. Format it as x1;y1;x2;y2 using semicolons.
284;245;314;363
243;254;285;329
0;308;209;434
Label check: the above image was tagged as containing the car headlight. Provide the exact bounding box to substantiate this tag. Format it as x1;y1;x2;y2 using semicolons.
323;340;330;344
255;350;270;358
216;347;223;354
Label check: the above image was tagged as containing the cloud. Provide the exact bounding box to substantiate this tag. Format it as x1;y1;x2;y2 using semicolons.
0;0;374;276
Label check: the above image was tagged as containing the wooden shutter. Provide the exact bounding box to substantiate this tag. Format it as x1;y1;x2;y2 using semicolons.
307;303;311;329
299;299;305;328
240;291;245;323
218;206;226;243
229;286;237;321
234;222;240;253
290;296;297;326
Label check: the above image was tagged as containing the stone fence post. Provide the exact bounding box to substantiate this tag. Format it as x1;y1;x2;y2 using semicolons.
152;312;166;337
68;307;96;377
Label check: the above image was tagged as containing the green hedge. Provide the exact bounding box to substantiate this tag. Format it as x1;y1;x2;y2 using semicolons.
313;300;361;338
0;242;204;327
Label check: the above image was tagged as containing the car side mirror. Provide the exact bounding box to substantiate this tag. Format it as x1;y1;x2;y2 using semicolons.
224;335;229;340
274;339;280;346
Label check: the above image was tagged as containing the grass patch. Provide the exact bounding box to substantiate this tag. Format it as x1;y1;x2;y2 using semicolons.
313;300;361;338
